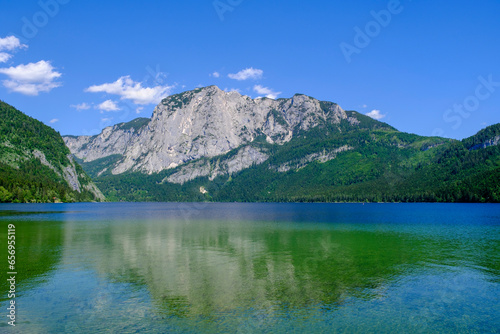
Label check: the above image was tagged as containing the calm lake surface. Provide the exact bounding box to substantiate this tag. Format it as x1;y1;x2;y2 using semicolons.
1;203;499;333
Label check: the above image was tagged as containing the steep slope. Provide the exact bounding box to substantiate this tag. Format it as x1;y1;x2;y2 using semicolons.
91;125;451;202
64;86;375;176
463;123;500;150
0;101;105;203
64;86;499;203
92;123;500;203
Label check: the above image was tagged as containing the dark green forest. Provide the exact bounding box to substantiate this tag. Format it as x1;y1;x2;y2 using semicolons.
92;115;500;203
2;98;499;204
0;101;102;203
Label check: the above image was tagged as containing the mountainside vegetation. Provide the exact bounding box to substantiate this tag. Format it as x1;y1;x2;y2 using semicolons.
0;101;104;203
89;115;500;203
4;83;498;204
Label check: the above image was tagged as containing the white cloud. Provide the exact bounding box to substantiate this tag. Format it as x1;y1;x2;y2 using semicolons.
0;61;60;82
0;60;61;95
49;118;59;124
211;71;220;78
0;36;28;64
0;36;27;52
71;102;91;111
85;75;174;105
97;100;120;111
228;67;263;81
0;53;12;63
101;117;113;123
253;85;281;99
366;109;386;120
361;104;368;108
136;106;144;114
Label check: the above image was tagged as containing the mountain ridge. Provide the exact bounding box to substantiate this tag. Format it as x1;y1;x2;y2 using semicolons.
64;85;394;177
61;86;500;203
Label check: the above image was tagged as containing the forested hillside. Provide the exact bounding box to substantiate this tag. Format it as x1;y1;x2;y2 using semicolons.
91;120;500;203
0;101;104;203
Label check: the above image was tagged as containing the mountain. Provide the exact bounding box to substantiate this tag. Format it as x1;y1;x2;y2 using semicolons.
63;86;500;203
64;85;376;175
0;101;105;203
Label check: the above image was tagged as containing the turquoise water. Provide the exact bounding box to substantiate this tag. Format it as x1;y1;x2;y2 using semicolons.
0;203;499;333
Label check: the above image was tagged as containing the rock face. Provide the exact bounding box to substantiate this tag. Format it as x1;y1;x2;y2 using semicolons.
270;145;354;173
165;145;269;185
0;100;106;202
470;135;500;150
64;86;351;177
33;149;105;201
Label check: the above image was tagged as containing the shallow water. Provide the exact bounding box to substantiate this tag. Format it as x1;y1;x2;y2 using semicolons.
1;203;499;333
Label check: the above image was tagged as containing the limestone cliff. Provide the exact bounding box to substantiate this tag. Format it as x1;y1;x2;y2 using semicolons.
64;86;352;179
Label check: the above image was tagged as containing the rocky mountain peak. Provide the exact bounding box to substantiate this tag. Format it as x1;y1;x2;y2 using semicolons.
64;86;352;175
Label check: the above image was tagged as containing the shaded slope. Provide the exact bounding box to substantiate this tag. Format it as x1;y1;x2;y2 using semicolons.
0;101;104;203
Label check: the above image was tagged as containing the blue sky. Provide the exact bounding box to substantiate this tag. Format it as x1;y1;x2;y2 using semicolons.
0;0;499;139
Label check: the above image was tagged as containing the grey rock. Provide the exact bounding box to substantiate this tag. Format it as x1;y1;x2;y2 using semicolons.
166;146;269;184
83;182;106;202
32;149;104;200
479;135;500;149
64;86;350;175
33;149;81;192
62;155;81;192
270;145;353;172
33;150;58;174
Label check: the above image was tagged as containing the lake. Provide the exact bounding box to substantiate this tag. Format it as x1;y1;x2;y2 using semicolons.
1;203;499;333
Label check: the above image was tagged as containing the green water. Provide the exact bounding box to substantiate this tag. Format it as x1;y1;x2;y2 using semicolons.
0;203;499;333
